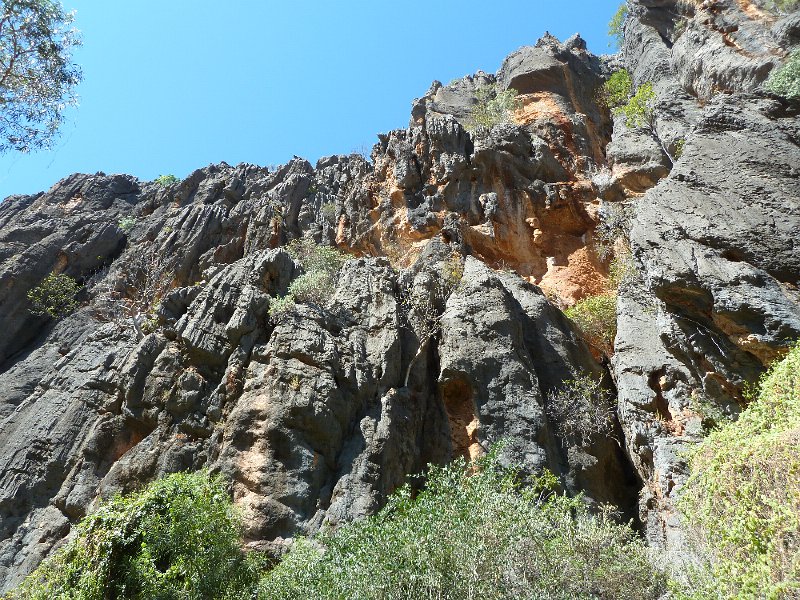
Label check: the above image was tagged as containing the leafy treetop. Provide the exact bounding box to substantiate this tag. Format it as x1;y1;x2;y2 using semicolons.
0;0;82;153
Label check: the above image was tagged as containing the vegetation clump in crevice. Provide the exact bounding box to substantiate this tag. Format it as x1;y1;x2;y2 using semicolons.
600;69;633;109
398;252;464;385
257;449;666;600
8;471;261;600
268;239;347;318
467;83;521;136
676;343;800;598
565;293;618;357
546;374;617;445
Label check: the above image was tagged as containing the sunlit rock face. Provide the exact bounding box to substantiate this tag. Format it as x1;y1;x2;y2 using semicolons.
0;0;799;590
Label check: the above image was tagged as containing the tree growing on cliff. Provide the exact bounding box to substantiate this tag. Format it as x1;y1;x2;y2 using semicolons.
608;2;628;49
91;243;173;339
0;0;82;153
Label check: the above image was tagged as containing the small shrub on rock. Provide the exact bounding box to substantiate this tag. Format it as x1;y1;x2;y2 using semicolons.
27;272;81;319
8;471;260;600
765;49;800;100
257;449;666;600
268;294;296;318
467;84;520;135
118;215;136;234
269;239;347;320
154;174;180;186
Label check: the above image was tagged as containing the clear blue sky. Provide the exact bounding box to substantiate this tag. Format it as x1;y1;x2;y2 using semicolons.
0;0;620;198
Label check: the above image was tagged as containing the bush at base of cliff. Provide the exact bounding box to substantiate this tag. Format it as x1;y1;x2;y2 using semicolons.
676;343;800;599
257;449;666;600
7;471;260;600
765;49;800;100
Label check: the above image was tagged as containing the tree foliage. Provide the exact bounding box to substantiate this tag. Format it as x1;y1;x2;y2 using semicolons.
615;81;655;130
7;471;260;600
608;2;628;49
258;449;665;600
601;69;633;109
27;271;80;318
0;0;82;153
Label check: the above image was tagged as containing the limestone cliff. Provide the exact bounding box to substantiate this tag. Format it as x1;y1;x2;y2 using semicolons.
0;0;798;591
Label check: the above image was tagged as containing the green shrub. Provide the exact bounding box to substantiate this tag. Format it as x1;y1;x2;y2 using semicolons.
546;375;616;445
467;84;520;135
288;270;334;306
676;343;800;598
674;138;685;159
154;174;180;186
602;69;633;109
565;293;618;356
27;272;81;319
118;215;136;234
765;0;800;13
765;49;800;100
8;471;260;600
258;449;665;600
268;293;297;318
285;238;346;276
320;201;337;222
608;2;628;49
269;240;347;320
615;82;656;130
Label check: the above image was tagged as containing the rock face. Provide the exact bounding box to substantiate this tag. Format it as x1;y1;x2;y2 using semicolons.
613;0;800;556
0;0;799;590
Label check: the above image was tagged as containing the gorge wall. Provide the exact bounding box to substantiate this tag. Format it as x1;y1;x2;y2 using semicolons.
0;0;798;590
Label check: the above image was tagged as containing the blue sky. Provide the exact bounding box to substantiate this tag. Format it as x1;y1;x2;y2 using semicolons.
0;1;620;198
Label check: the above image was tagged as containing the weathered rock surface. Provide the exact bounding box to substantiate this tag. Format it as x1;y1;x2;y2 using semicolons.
0;0;799;590
614;0;800;557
